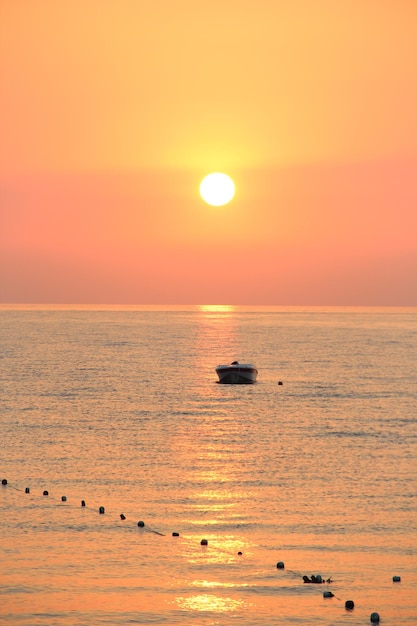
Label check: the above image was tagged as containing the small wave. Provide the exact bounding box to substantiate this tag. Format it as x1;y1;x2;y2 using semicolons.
322;430;371;438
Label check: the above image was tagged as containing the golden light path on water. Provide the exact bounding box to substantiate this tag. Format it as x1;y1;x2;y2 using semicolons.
172;308;255;619
176;593;248;612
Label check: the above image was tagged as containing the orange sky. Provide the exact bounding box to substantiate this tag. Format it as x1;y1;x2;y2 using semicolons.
1;0;416;305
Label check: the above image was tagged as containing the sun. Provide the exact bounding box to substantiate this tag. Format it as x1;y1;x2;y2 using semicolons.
199;173;235;206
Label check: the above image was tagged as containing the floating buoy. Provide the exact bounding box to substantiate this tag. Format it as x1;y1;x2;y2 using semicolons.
172;532;179;537
323;591;334;598
345;600;355;610
237;551;242;555
315;574;322;583
137;520;145;527
278;381;283;385
25;487;30;494
61;496;67;502
43;490;49;496
120;514;126;520
81;500;86;507
393;575;401;582
200;539;208;546
2;479;7;485
99;506;105;514
370;612;380;623
276;561;285;569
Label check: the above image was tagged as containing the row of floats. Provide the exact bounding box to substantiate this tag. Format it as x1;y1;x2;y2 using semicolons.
2;478;402;623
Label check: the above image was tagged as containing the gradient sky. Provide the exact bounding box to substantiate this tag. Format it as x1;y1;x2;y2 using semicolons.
1;0;416;305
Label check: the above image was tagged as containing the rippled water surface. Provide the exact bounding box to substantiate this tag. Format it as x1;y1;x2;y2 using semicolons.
1;305;416;625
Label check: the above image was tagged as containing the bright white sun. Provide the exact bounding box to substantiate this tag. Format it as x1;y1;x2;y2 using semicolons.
199;172;235;206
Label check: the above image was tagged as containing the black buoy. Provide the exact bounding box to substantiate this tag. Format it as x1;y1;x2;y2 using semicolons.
81;500;86;507
200;539;208;545
345;600;355;610
323;591;334;598
172;532;179;536
43;490;49;496
278;381;283;385
276;561;285;569
25;487;30;494
120;514;126;520
99;506;105;514
370;613;380;623
137;520;145;527
393;575;401;582
237;551;243;555
61;496;67;502
2;479;7;485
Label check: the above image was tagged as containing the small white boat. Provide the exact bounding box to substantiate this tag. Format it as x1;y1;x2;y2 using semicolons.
215;361;258;384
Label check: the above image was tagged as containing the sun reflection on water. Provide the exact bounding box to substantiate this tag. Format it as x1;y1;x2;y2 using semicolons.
191;580;248;589
198;304;235;314
176;593;247;612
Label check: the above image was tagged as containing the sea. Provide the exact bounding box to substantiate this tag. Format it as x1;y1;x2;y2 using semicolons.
0;305;416;626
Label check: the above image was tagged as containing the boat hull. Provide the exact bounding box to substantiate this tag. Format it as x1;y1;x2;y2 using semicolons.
215;364;258;384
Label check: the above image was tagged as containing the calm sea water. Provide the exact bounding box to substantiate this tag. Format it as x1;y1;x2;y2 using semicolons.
1;306;416;626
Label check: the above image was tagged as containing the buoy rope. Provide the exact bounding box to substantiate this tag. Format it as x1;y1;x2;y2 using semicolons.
2;480;338;586
0;482;333;568
0;481;329;567
1;479;166;532
0;476;389;619
1;479;248;559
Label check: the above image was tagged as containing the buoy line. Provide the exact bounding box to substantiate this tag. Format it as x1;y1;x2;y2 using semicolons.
1;479;167;534
1;478;244;561
0;481;344;590
0;479;247;553
1;476;400;622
